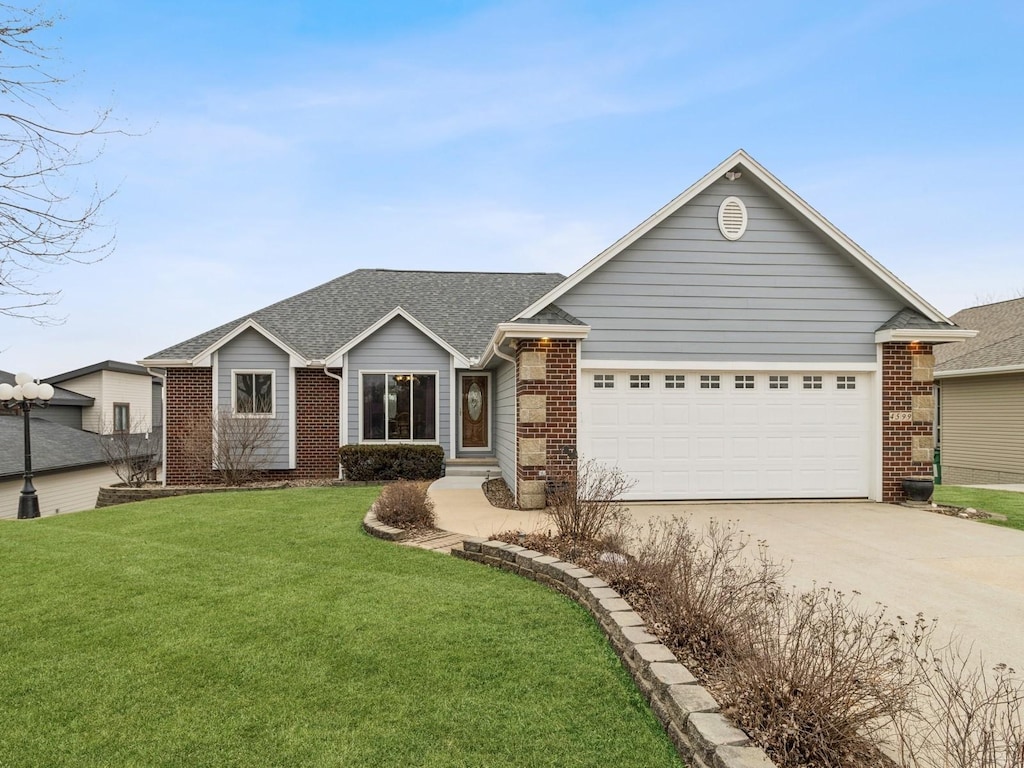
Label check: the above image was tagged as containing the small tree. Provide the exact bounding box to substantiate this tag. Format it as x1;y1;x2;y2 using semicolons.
183;407;281;485
97;417;161;487
546;457;635;542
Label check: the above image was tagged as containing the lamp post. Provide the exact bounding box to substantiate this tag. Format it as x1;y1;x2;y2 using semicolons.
0;372;55;519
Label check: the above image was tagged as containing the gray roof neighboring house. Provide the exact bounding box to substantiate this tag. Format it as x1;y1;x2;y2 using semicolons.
935;298;1024;374
145;269;567;363
0;417;108;478
46;359;150;384
0;370;95;407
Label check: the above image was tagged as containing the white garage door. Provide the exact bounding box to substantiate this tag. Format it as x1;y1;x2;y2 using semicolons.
579;370;872;500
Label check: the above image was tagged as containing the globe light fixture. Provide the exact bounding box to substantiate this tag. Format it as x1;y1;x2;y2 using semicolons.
0;372;55;519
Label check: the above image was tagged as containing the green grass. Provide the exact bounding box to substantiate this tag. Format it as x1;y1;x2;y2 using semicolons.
0;488;680;767
933;485;1024;531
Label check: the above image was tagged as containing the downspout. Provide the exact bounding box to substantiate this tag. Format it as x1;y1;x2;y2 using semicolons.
490;341;515;365
323;366;344;479
147;368;168;487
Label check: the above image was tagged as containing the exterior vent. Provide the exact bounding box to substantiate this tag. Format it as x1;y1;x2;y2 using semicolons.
718;196;748;240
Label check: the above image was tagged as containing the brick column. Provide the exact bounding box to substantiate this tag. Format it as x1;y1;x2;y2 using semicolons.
881;342;935;502
292;368;340;478
515;339;578;509
164;367;214;485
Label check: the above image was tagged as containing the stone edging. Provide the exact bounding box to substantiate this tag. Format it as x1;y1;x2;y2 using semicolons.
361;511;775;768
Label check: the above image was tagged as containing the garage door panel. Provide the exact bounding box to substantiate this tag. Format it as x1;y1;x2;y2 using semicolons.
581;369;872;500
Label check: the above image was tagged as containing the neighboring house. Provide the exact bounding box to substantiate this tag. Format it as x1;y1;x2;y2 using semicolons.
934;298;1024;485
45;360;158;435
142;150;974;506
0;365;162;519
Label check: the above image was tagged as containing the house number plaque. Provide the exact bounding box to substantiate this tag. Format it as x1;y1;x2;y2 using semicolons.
888;411;913;422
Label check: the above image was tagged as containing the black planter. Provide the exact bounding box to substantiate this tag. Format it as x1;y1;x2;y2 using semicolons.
902;476;934;502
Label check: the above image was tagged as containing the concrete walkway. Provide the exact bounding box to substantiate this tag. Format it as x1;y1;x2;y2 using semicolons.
429;477;1024;670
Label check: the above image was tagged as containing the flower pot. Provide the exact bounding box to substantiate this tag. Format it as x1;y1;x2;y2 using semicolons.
902;476;934;502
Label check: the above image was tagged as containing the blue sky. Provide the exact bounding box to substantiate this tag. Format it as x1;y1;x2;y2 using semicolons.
2;0;1022;376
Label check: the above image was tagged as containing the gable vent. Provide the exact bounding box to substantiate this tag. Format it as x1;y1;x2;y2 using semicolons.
718;196;748;241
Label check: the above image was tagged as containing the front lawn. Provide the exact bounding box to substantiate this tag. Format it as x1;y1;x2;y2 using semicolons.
933;485;1024;531
0;488;680;767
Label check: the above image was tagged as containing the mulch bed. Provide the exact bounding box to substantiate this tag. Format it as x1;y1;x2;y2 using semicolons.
482;477;518;510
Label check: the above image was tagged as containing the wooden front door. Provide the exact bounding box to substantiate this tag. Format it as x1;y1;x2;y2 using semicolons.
460;374;489;449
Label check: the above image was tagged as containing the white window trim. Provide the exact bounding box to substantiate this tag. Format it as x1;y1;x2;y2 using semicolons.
358;370;441;444
231;369;277;418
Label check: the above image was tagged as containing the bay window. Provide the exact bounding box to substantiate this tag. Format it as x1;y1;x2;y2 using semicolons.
362;372;436;441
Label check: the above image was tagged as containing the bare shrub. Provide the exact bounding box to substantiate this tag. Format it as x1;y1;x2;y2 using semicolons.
373;481;435;530
182;407;281;485
546;458;634;542
97;416;161;487
720;586;927;767
603;516;785;672
895;638;1024;768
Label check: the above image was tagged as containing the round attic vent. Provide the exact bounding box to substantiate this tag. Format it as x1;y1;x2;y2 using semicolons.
718;196;748;240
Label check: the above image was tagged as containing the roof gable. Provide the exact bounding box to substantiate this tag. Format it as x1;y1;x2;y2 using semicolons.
514;149;952;326
325;307;470;367
143;270;566;365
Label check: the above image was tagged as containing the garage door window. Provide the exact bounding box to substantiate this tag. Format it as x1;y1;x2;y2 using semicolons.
734;375;755;389
700;375;721;389
664;374;686;389
629;374;651;389
769;375;789;390
593;374;615;389
837;376;857;390
803;375;823;390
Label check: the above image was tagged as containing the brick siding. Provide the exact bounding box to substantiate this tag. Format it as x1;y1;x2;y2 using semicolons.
515;339;578;503
164;367;340;484
881;342;935;502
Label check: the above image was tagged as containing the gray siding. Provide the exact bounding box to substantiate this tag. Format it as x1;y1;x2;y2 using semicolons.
940;373;1024;484
346;316;452;456
36;406;84;431
557;175;905;363
217;328;291;470
493;359;516;493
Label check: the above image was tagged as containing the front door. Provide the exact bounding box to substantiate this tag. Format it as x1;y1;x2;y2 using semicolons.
460;374;489;450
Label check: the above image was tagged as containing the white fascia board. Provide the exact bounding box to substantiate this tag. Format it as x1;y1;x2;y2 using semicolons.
513;149;953;325
494;322;591;340
935;364;1024;379
874;328;978;344
324;306;470;369
189;318;309;368
579;360;878;372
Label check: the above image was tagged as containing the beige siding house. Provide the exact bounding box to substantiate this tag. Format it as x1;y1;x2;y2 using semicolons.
46;360;155;434
935;298;1024;485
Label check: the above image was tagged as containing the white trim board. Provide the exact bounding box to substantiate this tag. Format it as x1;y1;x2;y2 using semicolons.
579;360;879;372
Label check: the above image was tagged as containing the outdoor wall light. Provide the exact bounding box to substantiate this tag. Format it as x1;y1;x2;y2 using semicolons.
0;372;55;519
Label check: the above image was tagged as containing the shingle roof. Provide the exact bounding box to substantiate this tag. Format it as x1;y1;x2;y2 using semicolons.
516;304;586;326
934;298;1024;372
144;269;567;362
877;307;957;332
0;417;106;477
0;370;95;407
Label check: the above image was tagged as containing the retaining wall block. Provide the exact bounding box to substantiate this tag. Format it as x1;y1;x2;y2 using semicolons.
668;684;720;719
714;745;775;768
688;713;751;767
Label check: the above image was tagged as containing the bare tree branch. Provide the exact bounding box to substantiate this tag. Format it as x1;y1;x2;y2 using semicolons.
0;4;122;323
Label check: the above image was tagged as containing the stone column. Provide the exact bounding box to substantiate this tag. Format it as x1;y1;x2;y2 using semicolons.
515;339;578;510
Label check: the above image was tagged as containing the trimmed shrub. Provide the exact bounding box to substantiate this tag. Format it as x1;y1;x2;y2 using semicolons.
338;444;444;481
373;481;435;529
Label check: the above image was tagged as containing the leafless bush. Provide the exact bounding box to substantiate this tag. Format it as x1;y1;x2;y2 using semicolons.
97;416;161;487
182;407;280;485
545;458;635;542
604;516;785;672
373;481;435;529
720;586;927;767
894;637;1024;768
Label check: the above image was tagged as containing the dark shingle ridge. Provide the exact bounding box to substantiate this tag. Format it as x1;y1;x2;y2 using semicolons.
145;268;567;362
877;307;955;332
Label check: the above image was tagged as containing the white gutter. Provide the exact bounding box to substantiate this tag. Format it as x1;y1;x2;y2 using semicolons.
935;364;1024;379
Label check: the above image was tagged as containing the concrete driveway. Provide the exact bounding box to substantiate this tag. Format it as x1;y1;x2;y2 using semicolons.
431;478;1024;670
